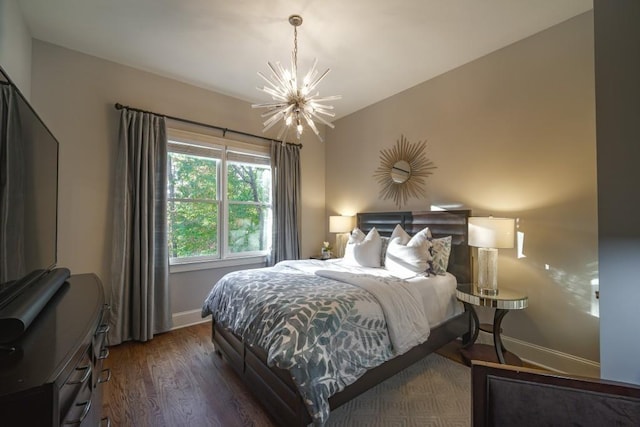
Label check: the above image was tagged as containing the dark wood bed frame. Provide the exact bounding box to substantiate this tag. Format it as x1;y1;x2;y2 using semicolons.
211;210;472;426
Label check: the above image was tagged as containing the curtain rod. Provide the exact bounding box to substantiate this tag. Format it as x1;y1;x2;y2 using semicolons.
113;103;302;148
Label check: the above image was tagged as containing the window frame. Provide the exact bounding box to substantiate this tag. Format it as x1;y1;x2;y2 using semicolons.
167;128;271;271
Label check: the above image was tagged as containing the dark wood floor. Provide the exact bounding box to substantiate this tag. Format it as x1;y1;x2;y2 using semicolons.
103;323;276;427
103;322;537;426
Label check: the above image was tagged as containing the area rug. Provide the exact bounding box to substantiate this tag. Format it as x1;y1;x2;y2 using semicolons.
326;354;470;426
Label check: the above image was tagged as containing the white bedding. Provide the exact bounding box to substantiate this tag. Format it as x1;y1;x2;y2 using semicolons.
275;258;463;328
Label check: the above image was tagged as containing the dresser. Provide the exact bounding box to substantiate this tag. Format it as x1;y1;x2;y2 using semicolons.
0;274;110;426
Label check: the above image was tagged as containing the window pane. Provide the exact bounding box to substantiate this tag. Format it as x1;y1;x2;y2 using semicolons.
168;152;218;200
168;200;218;258
228;204;271;253
227;163;271;203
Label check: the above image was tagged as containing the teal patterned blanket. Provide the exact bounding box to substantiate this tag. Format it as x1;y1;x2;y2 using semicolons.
202;261;430;425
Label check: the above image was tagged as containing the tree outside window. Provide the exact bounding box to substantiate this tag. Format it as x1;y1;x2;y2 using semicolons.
167;139;271;264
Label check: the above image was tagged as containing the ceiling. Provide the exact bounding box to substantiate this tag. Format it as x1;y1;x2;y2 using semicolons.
18;0;593;121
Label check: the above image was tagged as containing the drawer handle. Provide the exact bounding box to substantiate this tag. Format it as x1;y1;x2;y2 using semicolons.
67;364;91;385
98;368;112;384
64;399;92;425
101;416;111;427
96;323;110;336
98;346;110;360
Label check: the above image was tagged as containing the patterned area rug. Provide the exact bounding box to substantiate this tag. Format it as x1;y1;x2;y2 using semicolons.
326;354;470;426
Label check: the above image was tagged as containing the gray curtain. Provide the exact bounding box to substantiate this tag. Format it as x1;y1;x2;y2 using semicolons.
269;142;301;265
108;109;171;345
0;84;25;284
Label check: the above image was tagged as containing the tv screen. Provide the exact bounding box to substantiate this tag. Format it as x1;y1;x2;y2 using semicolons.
0;67;58;300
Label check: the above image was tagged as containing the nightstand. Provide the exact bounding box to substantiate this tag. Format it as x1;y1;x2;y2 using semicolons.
309;254;333;260
456;283;528;366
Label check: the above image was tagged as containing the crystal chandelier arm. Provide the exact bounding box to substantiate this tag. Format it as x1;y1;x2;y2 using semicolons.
308;110;336;129
301;58;318;95
262;104;295;132
301;110;322;138
309;94;342;103
306;68;331;93
257;71;285;93
273;62;293;87
311;109;336;118
259;86;288;100
276;121;291;141
252;100;287;109
259;107;289;117
267;62;291;90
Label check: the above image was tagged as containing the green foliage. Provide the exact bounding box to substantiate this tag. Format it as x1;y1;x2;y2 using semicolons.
168;152;272;259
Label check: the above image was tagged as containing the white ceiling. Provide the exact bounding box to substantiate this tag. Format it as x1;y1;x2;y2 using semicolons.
18;0;592;120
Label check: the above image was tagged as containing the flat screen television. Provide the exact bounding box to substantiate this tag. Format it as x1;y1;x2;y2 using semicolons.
0;65;69;342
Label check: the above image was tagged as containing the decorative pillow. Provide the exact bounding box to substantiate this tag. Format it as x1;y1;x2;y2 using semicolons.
384;236;430;279
389;224;411;244
379;236;390;266
342;227;382;268
429;236;452;275
388;224;432;261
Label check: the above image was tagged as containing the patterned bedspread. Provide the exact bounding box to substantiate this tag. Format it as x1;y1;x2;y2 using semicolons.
201;261;430;425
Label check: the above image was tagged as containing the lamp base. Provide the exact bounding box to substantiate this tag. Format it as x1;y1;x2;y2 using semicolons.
335;233;349;258
477;247;499;296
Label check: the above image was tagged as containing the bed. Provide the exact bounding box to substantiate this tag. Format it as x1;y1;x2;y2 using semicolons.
202;210;472;426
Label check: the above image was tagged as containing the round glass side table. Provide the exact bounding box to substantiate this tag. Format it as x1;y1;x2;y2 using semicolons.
456;283;528;366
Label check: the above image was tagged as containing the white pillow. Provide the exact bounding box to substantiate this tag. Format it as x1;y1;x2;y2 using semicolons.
389;224;411;244
343;227;382;268
388;225;432;259
384;227;432;278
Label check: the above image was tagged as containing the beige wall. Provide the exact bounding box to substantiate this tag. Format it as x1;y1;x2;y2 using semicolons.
0;0;32;97
327;12;598;373
29;41;326;315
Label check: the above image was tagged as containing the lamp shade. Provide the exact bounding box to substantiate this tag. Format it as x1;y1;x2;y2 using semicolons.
468;217;515;249
329;215;353;233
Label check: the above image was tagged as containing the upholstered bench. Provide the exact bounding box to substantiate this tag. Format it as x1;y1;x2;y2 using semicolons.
471;360;640;426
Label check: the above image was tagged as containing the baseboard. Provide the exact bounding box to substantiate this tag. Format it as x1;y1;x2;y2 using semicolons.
476;332;600;378
172;309;209;330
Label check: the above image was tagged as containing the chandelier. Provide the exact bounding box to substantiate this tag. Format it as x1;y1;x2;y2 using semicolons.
252;15;341;143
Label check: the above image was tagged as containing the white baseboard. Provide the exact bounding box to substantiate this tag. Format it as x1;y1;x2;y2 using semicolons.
172;309;209;330
476;332;600;378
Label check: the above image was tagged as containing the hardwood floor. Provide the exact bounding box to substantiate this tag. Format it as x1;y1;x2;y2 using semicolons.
103;323;276;427
103;322;537;426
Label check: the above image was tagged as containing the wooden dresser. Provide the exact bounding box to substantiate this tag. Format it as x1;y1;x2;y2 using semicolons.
0;274;110;426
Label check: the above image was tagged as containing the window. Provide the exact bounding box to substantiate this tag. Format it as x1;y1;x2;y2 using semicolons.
167;130;272;267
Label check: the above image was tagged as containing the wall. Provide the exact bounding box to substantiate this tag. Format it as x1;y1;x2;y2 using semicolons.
326;12;598;375
29;41;326;322
0;0;32;97
594;0;640;385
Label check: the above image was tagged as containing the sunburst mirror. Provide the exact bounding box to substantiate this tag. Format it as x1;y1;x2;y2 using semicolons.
373;135;436;207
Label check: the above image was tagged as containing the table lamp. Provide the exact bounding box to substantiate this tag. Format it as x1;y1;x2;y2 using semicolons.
329;215;354;258
468;217;515;296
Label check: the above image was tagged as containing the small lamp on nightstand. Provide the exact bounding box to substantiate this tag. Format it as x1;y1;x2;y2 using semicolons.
468;216;515;296
329;215;354;258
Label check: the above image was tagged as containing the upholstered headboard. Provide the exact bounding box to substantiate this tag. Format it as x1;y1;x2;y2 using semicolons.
357;210;471;284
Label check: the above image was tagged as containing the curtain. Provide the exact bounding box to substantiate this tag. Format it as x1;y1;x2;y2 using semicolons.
269;142;301;265
108;109;171;345
0;84;25;284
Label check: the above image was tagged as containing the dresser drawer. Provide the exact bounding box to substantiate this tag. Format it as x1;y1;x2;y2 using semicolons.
58;350;93;423
60;380;93;426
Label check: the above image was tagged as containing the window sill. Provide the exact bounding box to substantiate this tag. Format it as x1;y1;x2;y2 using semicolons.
170;255;267;273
